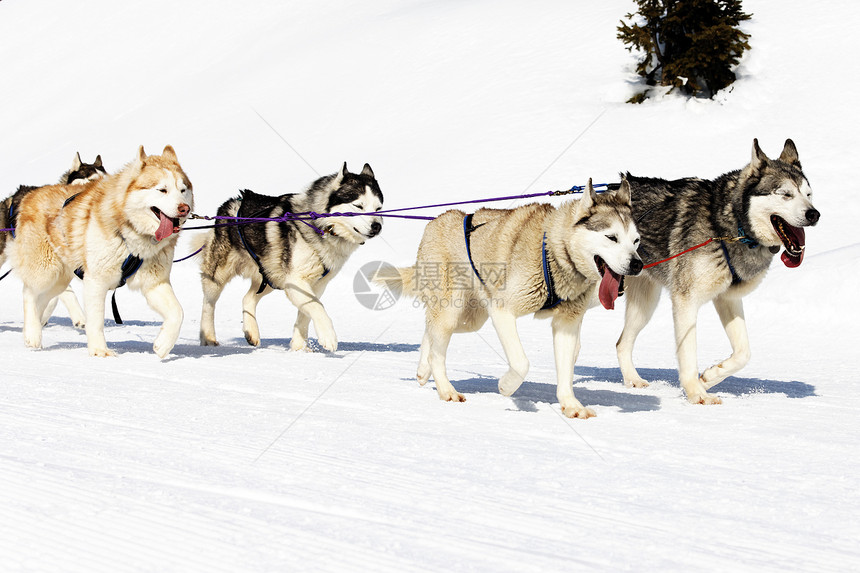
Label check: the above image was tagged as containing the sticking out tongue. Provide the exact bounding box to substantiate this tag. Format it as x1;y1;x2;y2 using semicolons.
773;216;806;268
155;210;179;241
598;265;622;310
781;238;805;267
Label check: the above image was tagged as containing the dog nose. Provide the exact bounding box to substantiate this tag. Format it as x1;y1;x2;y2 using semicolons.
177;203;190;217
628;258;643;276
805;208;820;225
370;221;382;236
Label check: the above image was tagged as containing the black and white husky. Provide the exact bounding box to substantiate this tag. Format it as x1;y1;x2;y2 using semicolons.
197;162;384;351
616;139;820;404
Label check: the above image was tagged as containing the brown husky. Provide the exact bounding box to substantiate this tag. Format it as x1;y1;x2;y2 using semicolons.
10;146;193;358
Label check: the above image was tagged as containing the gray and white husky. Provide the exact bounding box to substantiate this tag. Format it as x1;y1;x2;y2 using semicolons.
377;180;642;418
196;162;384;352
1;152;107;327
616;139;820;404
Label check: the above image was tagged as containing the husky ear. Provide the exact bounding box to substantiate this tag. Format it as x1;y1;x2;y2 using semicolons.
750;138;768;171
71;152;82;171
93;155;103;168
615;178;632;207
133;145;147;168
333;162;348;186
578;178;597;213
360;163;374;178
162;145;178;162
778;138;801;167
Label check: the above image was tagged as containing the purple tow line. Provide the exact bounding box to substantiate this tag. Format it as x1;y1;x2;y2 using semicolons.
182;183;608;235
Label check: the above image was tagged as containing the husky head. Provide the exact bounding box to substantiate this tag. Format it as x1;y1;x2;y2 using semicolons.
743;139;820;268
317;162;383;244
123;145;193;243
63;152;107;185
571;179;643;309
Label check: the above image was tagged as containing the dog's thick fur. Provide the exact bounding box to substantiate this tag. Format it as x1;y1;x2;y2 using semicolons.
380;180;642;418
616;139;820;404
196;162;383;351
10;146;193;358
1;152;107;327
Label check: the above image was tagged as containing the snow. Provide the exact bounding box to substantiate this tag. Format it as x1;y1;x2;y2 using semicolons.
1;1;858;571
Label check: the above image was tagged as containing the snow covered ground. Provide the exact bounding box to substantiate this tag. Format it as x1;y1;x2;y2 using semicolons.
1;1;858;571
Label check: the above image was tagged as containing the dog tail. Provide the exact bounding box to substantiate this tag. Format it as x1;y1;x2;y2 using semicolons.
187;228;213;260
372;265;418;297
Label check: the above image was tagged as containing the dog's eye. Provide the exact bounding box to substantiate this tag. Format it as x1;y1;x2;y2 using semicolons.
352;203;363;210
158;188;168;194
634;237;640;245
606;234;618;243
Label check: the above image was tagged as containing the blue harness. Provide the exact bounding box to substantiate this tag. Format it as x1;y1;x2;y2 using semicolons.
463;214;563;311
719;226;759;285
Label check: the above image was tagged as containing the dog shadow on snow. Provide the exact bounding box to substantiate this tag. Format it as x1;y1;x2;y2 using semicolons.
444;364;817;414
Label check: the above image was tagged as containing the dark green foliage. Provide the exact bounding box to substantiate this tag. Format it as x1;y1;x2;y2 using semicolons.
618;0;752;101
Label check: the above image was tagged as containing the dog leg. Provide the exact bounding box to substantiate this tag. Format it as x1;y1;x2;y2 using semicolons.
416;330;431;385
672;294;721;405
40;296;60;326
290;310;311;351
426;317;464;402
284;280;337;352
200;272;226;346
22;286;51;349
490;309;530;396
83;278;115;357
616;276;661;388
241;278;269;346
701;294;750;390
142;281;184;359
60;286;85;328
553;316;596;419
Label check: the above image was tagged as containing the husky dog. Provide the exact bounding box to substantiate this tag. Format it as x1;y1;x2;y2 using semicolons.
378;180;642;418
197;162;383;351
10;146;193;358
1;152;107;327
615;139;820;404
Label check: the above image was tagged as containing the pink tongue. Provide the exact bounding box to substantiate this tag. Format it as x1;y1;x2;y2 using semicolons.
780;226;805;268
781;248;804;268
598;268;621;310
155;211;175;241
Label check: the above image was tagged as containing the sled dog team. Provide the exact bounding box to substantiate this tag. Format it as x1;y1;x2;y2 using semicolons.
1;139;820;417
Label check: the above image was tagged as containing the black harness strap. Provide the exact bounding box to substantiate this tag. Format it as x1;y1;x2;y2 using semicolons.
236;201;331;295
0;268;11;281
75;254;142;324
463;213;486;286
540;232;564;310
236;222;276;294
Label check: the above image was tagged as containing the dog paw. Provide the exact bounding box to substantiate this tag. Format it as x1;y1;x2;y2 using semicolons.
498;372;526;396
243;330;260;347
89;347;117;358
623;376;650;389
24;336;42;349
561;401;597;419
687;392;722;405
290;337;308;352
200;337;219;347
438;389;466;402
416;372;430;386
317;331;338;352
